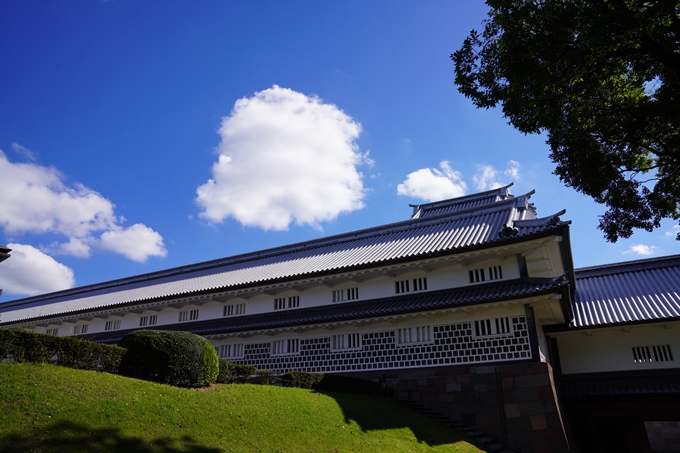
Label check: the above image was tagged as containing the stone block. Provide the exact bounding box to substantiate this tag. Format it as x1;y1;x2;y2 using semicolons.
474;383;488;393
530;414;548;430
543;399;557;414
526;427;567;450
519;401;546;415
431;384;446;394
507;429;530;450
446;382;462;392
504;402;521;418
436;392;454;402
545;411;563;429
503;364;518;376
417;377;428;386
536;385;554;401
515;373;551;388
476;408;493;425
472;365;496;374
517;363;535;376
506;415;532;433
456;374;471;384
533;362;549;374
510;387;538;402
480;391;498;406
502;376;515;389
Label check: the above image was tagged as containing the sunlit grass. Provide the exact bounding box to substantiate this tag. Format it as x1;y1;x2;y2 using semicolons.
0;362;484;452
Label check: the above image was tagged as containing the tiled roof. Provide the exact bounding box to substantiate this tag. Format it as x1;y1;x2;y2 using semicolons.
560;370;680;398
79;277;567;344
570;255;680;328
0;190;569;324
410;184;519;219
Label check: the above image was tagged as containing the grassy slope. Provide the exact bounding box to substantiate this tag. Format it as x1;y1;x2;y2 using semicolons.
0;363;484;453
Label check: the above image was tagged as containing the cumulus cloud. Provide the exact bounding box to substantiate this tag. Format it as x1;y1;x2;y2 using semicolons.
0;243;75;296
624;244;658;256
397;161;467;202
100;224;166;262
196;85;367;230
0;150;166;262
473;160;520;191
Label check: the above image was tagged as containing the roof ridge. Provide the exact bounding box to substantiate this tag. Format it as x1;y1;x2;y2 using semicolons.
1;196;533;308
575;254;680;278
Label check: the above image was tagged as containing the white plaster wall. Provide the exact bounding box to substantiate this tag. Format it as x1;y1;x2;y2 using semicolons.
41;254;522;336
556;323;680;374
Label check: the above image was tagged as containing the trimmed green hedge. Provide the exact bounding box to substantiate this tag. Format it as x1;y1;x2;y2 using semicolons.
0;328;125;372
282;370;323;389
119;330;219;388
215;360;256;384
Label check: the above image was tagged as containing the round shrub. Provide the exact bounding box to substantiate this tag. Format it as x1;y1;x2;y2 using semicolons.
118;330;218;388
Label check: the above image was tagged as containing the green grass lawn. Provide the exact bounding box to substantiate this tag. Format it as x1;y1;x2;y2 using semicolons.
0;362;485;453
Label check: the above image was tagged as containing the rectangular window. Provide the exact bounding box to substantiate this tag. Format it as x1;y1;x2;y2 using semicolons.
470;266;503;283
178;310;199;322
395;278;427;294
271;338;300;355
331;333;361;351
469;268;485;283
73;325;88;335
223;303;246;317
332;287;359;302
488;265;503;280
475;317;512;337
139;315;157;327
633;345;674;363
46;328;59;336
274;296;299;310
219;344;244;359
104;320;121;331
397;326;432;344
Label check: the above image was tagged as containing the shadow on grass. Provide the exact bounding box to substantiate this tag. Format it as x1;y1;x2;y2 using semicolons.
316;390;475;448
0;421;222;453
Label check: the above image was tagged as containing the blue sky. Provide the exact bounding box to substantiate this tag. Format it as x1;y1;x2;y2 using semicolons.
0;1;677;300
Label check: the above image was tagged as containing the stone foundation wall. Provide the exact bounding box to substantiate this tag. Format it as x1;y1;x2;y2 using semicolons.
645;421;680;453
343;362;570;453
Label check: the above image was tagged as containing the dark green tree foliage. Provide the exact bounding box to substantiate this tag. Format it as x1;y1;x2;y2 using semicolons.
119;330;219;388
453;0;680;241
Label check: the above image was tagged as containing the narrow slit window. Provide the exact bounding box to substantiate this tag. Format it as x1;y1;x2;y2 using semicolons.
104;320;121;331
633;345;673;363
224;303;246;316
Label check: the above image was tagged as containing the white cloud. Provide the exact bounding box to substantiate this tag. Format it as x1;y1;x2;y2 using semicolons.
624;244;658;256
473;160;520;191
0;150;166;262
0;243;75;296
11;142;36;161
100;224;166;262
665;225;680;238
397;161;467;202
196;85;367;230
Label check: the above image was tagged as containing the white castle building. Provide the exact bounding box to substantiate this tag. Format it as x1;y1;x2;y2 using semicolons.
1;185;678;453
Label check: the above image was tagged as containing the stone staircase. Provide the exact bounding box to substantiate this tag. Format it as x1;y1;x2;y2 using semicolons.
401;401;515;453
